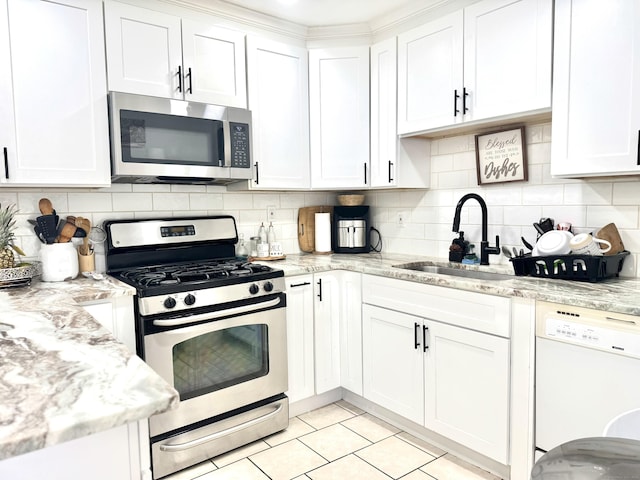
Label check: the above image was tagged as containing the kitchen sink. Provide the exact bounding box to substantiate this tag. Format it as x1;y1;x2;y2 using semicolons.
393;262;514;281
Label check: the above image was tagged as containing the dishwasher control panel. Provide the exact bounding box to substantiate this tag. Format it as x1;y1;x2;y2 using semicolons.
537;301;640;359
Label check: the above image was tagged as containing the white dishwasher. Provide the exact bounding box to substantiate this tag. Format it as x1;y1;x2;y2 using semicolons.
535;301;640;455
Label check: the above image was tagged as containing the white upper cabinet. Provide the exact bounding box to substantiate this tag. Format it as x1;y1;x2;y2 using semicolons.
104;1;246;107
551;0;640;177
370;38;430;189
398;11;463;134
398;0;552;135
245;36;310;189
309;46;370;189
0;0;110;187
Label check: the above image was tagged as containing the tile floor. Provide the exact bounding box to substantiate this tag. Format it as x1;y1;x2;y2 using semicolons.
164;401;503;480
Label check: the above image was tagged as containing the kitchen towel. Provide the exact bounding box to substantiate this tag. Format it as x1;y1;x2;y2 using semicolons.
314;212;332;253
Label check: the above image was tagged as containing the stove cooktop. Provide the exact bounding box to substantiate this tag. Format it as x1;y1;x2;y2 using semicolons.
113;258;283;296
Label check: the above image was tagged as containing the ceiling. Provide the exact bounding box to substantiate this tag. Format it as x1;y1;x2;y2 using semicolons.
218;0;442;27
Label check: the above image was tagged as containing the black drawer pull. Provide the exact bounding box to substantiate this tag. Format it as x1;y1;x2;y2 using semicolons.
317;278;323;301
177;65;182;93
3;147;8;179
289;282;311;288
423;325;429;351
454;89;460;116
414;322;420;349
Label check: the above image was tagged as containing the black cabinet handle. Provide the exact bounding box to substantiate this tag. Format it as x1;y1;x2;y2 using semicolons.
254;162;259;184
363;163;367;185
3;147;8;179
289;281;311;288
637;130;639;166
317;278;323;301
388;160;394;183
414;322;420;350
462;87;469;114
454;89;460;117
177;65;182;93
423;325;429;351
187;67;193;94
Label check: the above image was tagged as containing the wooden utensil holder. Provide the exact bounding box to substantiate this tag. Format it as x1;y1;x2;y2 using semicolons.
78;250;95;273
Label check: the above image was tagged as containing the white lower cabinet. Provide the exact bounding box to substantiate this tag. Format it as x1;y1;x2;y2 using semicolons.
362;274;510;464
285;272;362;402
285;275;315;403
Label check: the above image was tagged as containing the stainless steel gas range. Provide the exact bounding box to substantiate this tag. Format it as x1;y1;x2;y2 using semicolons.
105;216;288;480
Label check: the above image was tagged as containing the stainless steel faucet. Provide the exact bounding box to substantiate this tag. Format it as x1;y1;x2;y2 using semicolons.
452;193;500;265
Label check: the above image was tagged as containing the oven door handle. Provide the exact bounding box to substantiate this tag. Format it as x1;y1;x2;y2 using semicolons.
158;402;285;452
152;297;282;327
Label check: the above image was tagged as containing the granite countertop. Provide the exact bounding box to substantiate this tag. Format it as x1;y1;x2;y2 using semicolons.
0;276;179;461
265;252;640;316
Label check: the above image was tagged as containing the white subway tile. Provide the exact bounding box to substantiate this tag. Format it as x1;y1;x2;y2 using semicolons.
564;183;613;205
224;193;254;209
153;193;189;211
586;205;638;229
113;193;152;212
68;193;112;212
613;182;640;205
430;154;454;173
190;193;224;210
522;185;564;205
132;184;171;193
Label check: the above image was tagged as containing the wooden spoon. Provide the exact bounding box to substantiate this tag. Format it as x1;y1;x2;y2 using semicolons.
75;216;91;255
38;198;54;215
55;221;77;243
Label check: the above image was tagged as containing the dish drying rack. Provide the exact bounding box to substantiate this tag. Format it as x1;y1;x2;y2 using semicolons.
510;251;629;282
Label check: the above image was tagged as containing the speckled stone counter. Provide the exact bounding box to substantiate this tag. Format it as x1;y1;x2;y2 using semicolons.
0;276;179;461
263;252;640;316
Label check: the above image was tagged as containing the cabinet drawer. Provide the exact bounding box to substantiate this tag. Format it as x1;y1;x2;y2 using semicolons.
362;274;510;337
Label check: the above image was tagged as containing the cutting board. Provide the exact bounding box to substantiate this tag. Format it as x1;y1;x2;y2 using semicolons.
298;206;333;253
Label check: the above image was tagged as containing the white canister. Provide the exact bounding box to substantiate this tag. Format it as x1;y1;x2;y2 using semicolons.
40;243;79;281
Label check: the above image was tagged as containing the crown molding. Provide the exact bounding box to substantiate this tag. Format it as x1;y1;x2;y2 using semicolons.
157;0;309;40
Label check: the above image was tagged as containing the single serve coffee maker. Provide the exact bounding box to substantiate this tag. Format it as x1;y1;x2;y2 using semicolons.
332;205;370;253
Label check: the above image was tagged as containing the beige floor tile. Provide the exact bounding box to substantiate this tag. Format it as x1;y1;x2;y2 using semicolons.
298;403;356;430
163;460;217;479
420;454;503;480
335;400;365;415
307;454;392;480
399;470;435;479
265;417;317;447
396;432;446;458
211;440;270;468
198;458;270;479
299;423;371;461
341;413;401;442
356;436;436;479
250;439;327;479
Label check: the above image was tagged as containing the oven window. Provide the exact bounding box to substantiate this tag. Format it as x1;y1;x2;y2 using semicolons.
172;324;269;401
120;110;224;166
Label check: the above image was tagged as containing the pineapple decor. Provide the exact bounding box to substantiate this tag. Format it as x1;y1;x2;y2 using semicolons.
0;203;26;269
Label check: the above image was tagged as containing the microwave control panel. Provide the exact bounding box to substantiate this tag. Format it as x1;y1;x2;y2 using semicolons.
229;122;251;168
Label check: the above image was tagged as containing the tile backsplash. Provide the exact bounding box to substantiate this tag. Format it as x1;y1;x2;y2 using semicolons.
5;121;640;277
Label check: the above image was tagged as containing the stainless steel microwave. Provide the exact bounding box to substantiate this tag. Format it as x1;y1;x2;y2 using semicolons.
108;92;252;185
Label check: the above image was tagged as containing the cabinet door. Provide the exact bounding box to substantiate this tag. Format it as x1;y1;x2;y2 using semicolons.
424;320;510;463
246;37;310;189
0;0;109;186
370;38;397;187
551;0;640;177
397;11;463;134
104;1;183;99
339;271;362;395
464;0;552;122
182;20;246;108
362;304;424;425
314;272;342;394
309;47;369;189
285;275;315;403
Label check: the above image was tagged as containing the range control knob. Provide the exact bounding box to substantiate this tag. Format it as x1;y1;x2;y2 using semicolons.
249;284;260;295
184;294;196;306
263;281;274;292
164;297;177;309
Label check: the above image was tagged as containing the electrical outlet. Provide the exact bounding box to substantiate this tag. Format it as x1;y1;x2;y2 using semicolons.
267;206;276;221
397;212;405;226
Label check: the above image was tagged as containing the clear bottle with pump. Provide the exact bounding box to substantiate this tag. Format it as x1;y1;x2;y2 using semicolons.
258;222;267;244
267;222;276;245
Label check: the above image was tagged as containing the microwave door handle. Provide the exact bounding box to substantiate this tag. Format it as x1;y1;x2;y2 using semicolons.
152;297;282;327
222;120;232;167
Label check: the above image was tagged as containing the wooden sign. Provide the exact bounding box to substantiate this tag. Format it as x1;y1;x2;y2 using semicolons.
475;127;527;185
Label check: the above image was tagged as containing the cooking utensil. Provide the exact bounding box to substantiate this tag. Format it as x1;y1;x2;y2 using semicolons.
75;216;91;255
512;247;519;258
501;246;512;258
38;198;54;215
55;220;77;243
521;236;534;251
36;215;59;244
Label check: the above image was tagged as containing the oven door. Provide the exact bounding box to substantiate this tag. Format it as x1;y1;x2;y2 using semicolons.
144;293;287;437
